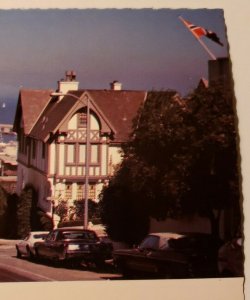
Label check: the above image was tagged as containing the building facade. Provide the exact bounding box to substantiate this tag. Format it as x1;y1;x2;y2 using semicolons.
13;72;146;218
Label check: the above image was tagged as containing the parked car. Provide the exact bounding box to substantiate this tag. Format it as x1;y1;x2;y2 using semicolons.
16;231;49;259
113;232;221;279
34;228;112;267
218;237;244;277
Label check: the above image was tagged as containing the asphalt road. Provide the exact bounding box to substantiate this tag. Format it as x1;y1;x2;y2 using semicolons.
0;241;122;282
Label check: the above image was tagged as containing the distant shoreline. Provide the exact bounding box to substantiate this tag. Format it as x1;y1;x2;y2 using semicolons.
2;134;17;143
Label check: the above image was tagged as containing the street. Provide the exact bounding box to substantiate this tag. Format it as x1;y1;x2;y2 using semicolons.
0;241;122;282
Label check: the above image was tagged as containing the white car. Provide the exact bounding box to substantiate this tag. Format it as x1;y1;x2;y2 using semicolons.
16;231;49;259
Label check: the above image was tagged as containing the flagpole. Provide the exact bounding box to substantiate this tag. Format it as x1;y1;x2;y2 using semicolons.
179;16;217;60
196;38;217;60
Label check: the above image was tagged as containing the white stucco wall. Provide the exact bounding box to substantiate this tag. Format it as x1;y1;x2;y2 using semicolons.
68;114;77;129
109;146;123;165
16;162;52;213
149;216;211;234
91;114;99;130
58;144;65;175
49;143;56;175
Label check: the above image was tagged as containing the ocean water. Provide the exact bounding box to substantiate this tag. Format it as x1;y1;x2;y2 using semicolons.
0;99;17;124
0;99;17;143
2;134;17;143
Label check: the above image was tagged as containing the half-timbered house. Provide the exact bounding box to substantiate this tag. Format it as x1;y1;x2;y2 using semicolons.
13;71;146;218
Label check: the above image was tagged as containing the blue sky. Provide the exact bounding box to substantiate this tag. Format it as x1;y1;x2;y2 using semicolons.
0;9;228;121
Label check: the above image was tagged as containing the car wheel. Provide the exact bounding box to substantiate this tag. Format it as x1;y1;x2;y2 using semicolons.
95;258;106;269
16;247;22;258
35;248;41;261
26;246;34;259
119;264;134;279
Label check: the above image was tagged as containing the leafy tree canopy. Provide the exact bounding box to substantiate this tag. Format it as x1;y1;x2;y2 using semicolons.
100;87;240;243
0;185;8;216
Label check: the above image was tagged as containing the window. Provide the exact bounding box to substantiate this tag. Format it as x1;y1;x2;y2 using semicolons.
42;142;46;159
78;144;86;164
91;145;99;163
32;139;36;159
65;183;72;201
46;231;58;242
65;143;100;166
77;183;84;200
78;112;87;128
89;184;96;200
139;235;160;250
61;231;97;241
66;144;75;164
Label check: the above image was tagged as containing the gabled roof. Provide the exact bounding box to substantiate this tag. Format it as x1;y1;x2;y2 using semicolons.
29;89;147;143
13;89;53;135
197;77;209;90
87;90;147;143
30;93;80;141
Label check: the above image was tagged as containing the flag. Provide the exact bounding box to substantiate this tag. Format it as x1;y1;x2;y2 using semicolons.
180;17;224;46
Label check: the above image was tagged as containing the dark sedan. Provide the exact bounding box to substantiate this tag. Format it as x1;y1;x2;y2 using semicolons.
34;228;112;267
113;232;221;279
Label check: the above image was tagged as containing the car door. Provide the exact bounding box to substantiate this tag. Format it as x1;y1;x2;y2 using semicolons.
38;231;58;258
125;235;160;273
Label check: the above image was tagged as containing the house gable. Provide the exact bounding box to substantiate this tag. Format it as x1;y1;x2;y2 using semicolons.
30;90;117;142
87;90;147;143
13;89;53;135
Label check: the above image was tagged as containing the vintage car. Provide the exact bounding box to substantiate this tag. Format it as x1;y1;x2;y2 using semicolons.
34;228;112;267
16;231;49;259
113;232;221;279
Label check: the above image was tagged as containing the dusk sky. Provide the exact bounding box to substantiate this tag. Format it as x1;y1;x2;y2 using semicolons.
0;9;228;121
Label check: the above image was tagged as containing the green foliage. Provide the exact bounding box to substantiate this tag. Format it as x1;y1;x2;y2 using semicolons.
0;185;8;216
16;185;34;238
36;208;53;231
99;185;150;245
0;185;8;237
181;87;240;237
54;199;68;222
17;185;53;237
116;91;192;221
100;88;240;241
73;199;101;221
5;193;18;238
55;198;101;226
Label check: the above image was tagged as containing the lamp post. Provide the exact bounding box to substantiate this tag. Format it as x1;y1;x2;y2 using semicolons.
51;91;90;229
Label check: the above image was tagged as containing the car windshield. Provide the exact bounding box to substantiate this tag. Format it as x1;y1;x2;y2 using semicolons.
61;231;97;241
139;235;160;250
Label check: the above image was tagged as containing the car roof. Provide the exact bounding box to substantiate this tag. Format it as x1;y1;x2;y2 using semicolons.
54;227;96;233
148;232;185;239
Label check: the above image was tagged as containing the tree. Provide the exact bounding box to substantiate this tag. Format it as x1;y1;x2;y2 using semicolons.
0;185;8;237
181;86;240;238
100;88;241;242
100;184;150;246
5;193;18;238
16;184;53;237
100;91;186;244
16;185;33;238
